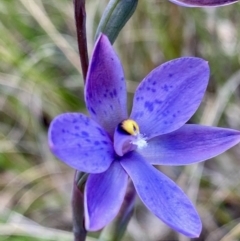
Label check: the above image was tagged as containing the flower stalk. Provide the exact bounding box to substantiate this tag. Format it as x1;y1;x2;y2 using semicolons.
72;1;89;240
74;0;89;82
72;173;87;241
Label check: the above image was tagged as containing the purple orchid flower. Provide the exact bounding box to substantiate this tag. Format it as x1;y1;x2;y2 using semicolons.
169;0;238;7
48;34;240;237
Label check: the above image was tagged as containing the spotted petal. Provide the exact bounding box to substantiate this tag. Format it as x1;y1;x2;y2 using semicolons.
120;152;201;238
130;57;209;139
85;34;127;136
85;161;128;231
48;113;114;173
169;0;238;7
138;124;240;165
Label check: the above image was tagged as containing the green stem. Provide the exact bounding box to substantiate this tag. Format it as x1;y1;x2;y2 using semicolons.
77;173;89;189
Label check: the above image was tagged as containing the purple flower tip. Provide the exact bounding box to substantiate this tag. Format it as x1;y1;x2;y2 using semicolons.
48;34;240;237
169;0;238;7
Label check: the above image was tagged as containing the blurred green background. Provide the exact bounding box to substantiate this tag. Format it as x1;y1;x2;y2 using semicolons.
1;0;240;240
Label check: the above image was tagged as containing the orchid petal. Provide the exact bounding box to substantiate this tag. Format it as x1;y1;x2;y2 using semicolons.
169;0;238;7
138;124;240;165
85;34;127;136
120;152;201;238
130;57;209;139
85;161;128;231
48;113;114;173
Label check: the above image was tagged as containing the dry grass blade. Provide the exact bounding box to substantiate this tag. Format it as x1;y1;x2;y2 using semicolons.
0;222;95;241
20;0;81;72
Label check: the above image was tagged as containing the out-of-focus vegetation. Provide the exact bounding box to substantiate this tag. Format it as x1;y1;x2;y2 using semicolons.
0;0;240;240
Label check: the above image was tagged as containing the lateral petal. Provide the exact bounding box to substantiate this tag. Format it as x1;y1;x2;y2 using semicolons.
138;124;240;165
48;113;114;173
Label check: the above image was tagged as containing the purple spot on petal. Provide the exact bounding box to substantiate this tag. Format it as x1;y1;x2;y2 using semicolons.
162;84;169;92
155;99;162;105
102;140;108;145
152;81;156;85
84;119;89;126
97;127;106;137
81;131;89;137
90;107;96;115
144;101;154;112
94;141;100;146
72;118;78;123
113;88;117;97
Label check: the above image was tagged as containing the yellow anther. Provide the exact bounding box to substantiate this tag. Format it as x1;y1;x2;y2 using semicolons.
120;119;139;136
